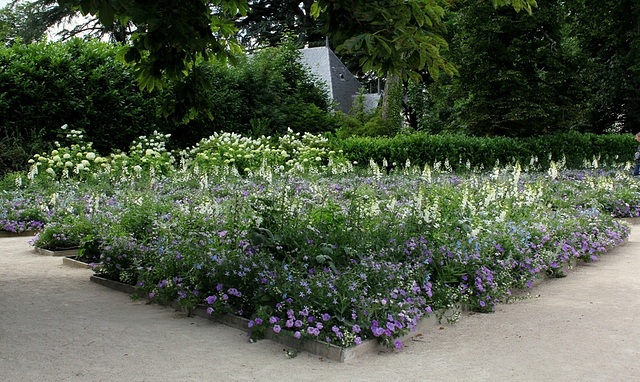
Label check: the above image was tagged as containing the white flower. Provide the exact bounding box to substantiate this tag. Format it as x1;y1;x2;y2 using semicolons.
65;161;73;168
63;153;71;159
52;155;61;162
46;168;56;176
86;152;96;160
133;165;142;173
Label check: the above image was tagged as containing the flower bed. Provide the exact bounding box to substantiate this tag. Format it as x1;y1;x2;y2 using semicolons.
2;130;638;352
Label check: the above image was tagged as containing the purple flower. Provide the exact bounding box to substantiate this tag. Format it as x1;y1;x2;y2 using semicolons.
269;316;279;324
321;313;331;321
273;325;281;333
354;337;362;345
372;327;385;337
206;307;214;314
394;340;403;349
294;320;303;328
206;295;217;304
352;324;361;333
294;331;301;339
255;318;263;325
248;320;255;328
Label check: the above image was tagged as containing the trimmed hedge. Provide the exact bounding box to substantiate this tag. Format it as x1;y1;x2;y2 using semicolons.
336;132;634;170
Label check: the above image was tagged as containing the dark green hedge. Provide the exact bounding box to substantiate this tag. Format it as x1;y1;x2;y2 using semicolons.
336;132;635;170
0;39;163;174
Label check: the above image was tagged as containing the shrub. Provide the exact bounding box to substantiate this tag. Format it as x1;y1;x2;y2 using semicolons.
0;40;337;175
0;38;164;170
336;132;635;171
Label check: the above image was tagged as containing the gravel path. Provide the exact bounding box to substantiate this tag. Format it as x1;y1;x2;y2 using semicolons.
1;225;639;382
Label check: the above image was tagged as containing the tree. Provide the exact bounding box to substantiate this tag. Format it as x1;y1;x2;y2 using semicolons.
1;0;61;44
236;0;323;50
422;0;582;137
564;0;640;133
55;0;537;123
1;0;133;45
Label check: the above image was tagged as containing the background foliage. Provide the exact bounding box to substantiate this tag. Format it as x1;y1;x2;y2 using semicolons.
0;39;334;174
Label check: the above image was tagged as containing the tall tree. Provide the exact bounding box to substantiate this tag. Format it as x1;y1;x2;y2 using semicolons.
564;0;640;133
429;0;580;137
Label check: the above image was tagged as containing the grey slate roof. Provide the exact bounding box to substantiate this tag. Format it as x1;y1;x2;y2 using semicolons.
298;46;363;114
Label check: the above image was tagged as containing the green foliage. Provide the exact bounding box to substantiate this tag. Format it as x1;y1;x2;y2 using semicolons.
0;39;164;174
427;0;580;137
563;0;640;133
313;0;456;81
334;87;402;138
0;39;336;175
49;0;537;121
236;0;323;49
336;132;635;171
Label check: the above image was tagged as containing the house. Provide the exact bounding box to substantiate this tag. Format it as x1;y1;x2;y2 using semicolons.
298;46;379;114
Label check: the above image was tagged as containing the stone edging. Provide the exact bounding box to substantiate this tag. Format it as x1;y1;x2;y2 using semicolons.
34;247;79;257
0;230;37;238
62;256;93;269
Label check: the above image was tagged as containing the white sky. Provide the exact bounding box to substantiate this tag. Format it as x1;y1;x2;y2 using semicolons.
0;0;11;8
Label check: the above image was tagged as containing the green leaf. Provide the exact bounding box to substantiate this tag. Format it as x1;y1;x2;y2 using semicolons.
98;3;115;27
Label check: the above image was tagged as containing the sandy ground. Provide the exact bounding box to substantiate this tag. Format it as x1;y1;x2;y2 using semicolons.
1;225;639;382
